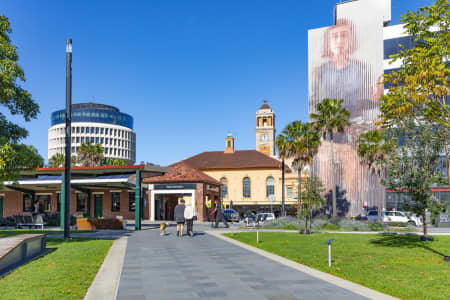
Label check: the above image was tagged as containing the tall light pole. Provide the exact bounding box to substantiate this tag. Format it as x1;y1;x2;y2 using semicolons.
64;38;72;239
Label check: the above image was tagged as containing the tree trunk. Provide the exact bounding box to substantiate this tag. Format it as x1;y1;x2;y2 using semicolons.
330;131;337;222
378;178;383;223
422;209;428;237
297;167;302;223
281;158;285;217
445;127;450;186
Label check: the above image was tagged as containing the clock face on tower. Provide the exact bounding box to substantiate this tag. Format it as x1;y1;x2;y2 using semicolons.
261;134;268;142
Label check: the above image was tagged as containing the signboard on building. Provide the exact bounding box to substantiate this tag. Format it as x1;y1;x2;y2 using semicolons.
154;184;196;190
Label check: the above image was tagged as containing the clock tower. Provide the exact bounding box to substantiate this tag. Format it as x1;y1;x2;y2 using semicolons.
256;101;275;156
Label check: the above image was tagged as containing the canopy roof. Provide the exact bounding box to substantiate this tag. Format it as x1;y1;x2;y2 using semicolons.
1;164;170;193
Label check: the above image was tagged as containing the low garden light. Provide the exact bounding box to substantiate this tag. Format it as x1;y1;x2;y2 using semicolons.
325;238;335;267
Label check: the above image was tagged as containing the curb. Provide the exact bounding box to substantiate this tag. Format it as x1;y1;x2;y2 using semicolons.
206;231;398;300
84;237;128;300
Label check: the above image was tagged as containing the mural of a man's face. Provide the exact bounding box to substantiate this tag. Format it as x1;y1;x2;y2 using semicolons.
329;24;350;58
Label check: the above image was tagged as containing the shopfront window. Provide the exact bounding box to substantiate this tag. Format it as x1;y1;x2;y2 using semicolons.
23;193;33;212
111;192;120;212
129;192;135;212
37;195;51;212
76;193;87;212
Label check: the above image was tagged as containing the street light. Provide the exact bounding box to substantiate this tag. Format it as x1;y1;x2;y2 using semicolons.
64;38;72;239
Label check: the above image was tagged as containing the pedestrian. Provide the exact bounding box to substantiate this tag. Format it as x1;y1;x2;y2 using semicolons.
174;199;186;238
213;200;229;228
184;204;196;237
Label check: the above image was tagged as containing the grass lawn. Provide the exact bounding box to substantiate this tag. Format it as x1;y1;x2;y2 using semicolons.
226;232;450;300
0;230;95;238
0;238;113;300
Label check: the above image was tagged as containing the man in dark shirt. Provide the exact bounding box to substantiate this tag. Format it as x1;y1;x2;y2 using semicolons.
174;199;186;238
213;200;229;228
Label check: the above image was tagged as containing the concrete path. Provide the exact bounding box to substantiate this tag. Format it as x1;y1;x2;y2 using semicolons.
117;226;373;300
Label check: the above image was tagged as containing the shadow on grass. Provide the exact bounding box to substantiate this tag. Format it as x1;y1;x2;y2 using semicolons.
370;234;448;257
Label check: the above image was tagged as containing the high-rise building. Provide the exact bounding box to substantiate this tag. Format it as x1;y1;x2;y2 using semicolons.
308;0;391;216
48;102;136;164
256;101;275;157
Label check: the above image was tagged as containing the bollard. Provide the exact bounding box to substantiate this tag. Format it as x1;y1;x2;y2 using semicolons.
325;238;335;267
328;244;331;267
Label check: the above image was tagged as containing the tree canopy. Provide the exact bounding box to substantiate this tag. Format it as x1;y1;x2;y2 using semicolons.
0;15;43;183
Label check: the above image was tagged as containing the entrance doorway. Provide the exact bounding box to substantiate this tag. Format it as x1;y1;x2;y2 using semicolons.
94;194;103;218
154;193;193;221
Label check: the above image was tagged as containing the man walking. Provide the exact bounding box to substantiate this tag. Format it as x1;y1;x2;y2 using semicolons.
213;199;229;228
174;199;186;238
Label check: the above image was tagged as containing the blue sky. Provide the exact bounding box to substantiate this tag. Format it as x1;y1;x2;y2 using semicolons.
1;0;431;166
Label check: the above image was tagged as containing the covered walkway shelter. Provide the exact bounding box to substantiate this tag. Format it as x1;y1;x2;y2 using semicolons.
0;164;169;230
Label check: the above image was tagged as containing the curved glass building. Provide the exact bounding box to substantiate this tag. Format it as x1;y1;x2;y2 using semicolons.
48;103;136;164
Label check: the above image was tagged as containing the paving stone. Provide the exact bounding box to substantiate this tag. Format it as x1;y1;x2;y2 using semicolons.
117;225;369;299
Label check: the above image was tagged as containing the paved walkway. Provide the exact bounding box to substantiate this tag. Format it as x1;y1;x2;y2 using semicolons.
116;226;370;300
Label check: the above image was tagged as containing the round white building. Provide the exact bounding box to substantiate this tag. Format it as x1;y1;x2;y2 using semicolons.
48;103;136;164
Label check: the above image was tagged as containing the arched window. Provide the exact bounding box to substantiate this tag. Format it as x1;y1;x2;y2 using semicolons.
266;177;275;197
243;177;251;198
220;178;228;198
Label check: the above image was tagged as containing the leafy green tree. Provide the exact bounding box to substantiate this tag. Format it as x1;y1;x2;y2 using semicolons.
379;0;450;183
275;134;289;217
77;142;104;167
48;153;76;168
0;15;43;183
278;121;321;220
384;122;446;236
310;98;351;221
357;129;394;222
104;158;129;166
299;176;325;234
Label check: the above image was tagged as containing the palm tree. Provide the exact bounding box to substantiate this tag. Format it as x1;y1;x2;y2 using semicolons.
310;98;351;221
77;142;104;167
48;153;77;167
279;121;321;219
48;153;65;167
357;129;394;222
275;134;289;217
104;158;129;166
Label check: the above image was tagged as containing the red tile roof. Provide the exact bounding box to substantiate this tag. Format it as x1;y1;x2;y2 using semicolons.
143;162;220;185
180;150;282;170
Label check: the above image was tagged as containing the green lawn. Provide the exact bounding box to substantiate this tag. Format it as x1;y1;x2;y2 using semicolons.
0;230;95;238
0;238;112;300
226;232;450;300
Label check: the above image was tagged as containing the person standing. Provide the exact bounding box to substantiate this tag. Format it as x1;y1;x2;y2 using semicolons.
174;199;186;238
213;200;229;228
184;204;196;237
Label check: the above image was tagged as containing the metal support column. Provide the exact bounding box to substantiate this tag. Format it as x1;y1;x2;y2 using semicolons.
135;170;141;230
60;172;65;230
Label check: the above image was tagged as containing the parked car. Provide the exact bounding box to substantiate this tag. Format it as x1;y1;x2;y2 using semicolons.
367;210;421;226
223;209;239;222
256;212;276;223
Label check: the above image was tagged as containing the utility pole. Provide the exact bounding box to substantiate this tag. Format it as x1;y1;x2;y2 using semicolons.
64;38;72;239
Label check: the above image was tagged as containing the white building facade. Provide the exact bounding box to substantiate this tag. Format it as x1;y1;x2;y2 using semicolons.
48;103;136;164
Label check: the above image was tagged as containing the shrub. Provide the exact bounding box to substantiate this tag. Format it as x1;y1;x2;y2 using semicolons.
369;221;387;231
262;217;301;230
388;222;407;227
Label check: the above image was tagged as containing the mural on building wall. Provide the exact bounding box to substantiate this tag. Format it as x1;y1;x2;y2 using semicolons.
308;0;386;216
